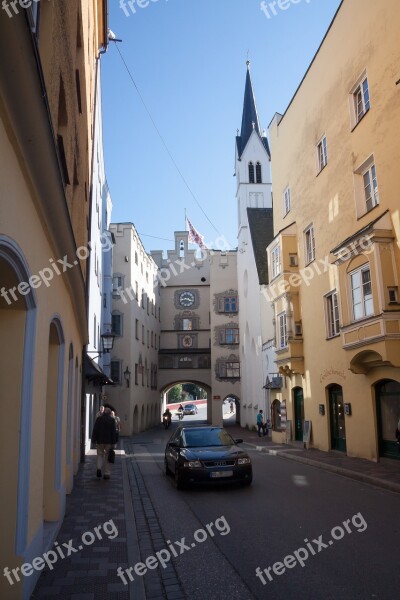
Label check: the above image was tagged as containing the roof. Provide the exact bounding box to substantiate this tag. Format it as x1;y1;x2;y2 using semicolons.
247;208;274;285
236;63;270;159
85;355;113;385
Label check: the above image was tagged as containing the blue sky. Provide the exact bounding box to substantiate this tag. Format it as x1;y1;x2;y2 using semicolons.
102;0;342;254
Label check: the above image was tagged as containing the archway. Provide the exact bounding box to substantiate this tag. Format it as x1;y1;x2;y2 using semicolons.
327;384;346;452
0;237;37;559
293;387;304;441
161;380;211;422
222;395;240;426
132;405;139;434
43;318;65;521
140;405;145;432
375;379;400;459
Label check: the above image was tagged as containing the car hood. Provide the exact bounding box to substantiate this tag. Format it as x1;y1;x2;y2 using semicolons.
180;445;248;460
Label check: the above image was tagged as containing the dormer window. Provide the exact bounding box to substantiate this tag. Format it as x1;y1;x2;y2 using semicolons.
248;162;255;183
256;162;262;183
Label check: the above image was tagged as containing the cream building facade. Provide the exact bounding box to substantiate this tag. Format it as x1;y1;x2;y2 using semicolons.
106;223;161;435
267;0;400;460
0;2;108;598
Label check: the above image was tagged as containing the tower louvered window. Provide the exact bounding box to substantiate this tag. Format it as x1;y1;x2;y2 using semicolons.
256;162;262;183
248;162;255;183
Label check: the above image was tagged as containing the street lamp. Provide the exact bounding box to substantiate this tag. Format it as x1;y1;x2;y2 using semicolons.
124;366;131;388
87;331;115;358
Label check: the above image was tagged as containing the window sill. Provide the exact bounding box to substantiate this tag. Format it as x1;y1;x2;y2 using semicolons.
316;163;327;177
356;202;379;221
350;108;370;133
326;334;340;341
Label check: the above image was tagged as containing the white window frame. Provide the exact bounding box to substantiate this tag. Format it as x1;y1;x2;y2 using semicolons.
350;266;374;321
304;224;315;265
278;312;288;349
325;291;340;338
363;163;379;212
316;135;328;173
271;245;281;279
350;72;370;128
220;327;240;345
283;186;291;216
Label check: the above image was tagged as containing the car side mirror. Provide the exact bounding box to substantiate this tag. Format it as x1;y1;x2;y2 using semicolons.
235;438;243;444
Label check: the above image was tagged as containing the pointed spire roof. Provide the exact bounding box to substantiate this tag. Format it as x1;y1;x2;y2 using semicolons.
236;61;270;159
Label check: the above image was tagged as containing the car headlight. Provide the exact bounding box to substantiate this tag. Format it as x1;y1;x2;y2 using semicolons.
237;457;251;465
183;460;202;468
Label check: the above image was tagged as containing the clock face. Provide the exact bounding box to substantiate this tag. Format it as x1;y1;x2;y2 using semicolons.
182;335;193;348
179;291;195;307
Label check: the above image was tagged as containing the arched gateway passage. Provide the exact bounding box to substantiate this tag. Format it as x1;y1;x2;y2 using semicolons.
160;380;213;424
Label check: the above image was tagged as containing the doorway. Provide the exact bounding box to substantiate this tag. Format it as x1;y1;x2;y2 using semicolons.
293;387;304;441
375;380;400;459
328;385;346;452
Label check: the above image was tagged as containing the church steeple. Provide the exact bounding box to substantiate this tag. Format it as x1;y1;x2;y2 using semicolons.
236;61;270;159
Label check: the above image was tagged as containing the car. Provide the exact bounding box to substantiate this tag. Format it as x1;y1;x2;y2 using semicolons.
183;403;198;415
164;425;253;489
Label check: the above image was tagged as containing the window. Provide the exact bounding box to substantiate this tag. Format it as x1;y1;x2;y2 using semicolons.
278;313;288;349
256;162;262;183
350;266;374;320
388;287;398;304
353;77;370;124
220;328;239;345
142;324;145;344
135;252;138;265
248;162;255;183
151;331;154;347
112;313;122;336
147;330;149;348
111;361;121;385
141;289;145;308
325;291;340;338
147;298;149;314
179;357;193;369
283;186;291;216
271;245;281;279
219;361;240;378
135;319;139;340
135;364;138;385
317;136;328;172
135;281;139;301
218;295;238;313
304;225;315;264
113;275;122;292
363;164;379;212
182;318;193;330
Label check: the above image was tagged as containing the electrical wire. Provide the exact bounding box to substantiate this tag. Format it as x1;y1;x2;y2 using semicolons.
112;42;222;236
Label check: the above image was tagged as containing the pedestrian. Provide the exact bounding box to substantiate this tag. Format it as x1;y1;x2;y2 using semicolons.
96;404;105;419
264;418;271;437
257;410;265;437
91;407;117;480
111;410;121;445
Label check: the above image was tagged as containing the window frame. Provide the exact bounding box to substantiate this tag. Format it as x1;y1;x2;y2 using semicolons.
316;135;328;173
325;291;340;339
271;244;281;280
304;224;315;265
278;312;288;349
110;360;122;385
283;186;291;216
362;163;379;212
219;327;240;345
111;312;123;337
350;73;370;128
350;265;374;321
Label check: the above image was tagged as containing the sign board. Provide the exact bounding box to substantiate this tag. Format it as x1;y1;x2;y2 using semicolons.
303;420;312;448
213;395;221;400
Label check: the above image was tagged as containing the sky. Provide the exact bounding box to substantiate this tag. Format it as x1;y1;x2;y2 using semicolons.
101;0;342;255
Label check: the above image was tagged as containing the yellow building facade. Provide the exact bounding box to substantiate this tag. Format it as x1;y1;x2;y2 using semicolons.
0;2;107;598
267;0;400;461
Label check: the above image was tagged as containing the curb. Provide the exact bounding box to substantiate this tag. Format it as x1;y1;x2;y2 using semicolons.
244;441;400;495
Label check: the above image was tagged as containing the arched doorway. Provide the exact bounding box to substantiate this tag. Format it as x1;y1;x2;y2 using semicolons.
222;395;240;426
375;380;400;459
328;384;346;452
271;399;281;432
293;387;304;441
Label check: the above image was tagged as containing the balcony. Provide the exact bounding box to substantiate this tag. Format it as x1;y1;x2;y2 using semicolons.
275;338;304;376
341;313;400;373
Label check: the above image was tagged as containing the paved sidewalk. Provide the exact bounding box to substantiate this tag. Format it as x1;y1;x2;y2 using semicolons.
227;424;400;494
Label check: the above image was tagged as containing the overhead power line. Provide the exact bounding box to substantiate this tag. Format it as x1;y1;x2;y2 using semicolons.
112;42;221;236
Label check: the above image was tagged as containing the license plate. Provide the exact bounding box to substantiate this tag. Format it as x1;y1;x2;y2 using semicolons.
210;471;233;478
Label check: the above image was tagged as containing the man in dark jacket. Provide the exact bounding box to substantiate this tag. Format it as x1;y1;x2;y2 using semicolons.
91;407;117;479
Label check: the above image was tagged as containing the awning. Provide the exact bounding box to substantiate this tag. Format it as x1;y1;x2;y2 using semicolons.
84;355;113;385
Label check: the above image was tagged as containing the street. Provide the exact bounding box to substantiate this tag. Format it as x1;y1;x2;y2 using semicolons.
123;406;400;600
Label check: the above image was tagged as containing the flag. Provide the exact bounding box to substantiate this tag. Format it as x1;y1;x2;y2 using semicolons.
186;217;208;250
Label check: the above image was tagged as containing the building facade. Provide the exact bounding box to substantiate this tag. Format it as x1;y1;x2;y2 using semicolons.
235;63;275;429
0;1;108;598
267;0;400;460
107;223;161;435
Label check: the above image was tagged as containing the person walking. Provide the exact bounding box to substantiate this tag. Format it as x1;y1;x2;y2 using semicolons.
91;407;117;480
257;410;265;437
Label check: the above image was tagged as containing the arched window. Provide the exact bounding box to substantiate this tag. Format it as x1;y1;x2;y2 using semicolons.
248;162;255;183
256;162;262;183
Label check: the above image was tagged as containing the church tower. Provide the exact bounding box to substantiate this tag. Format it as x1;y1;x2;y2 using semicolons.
235;62;274;428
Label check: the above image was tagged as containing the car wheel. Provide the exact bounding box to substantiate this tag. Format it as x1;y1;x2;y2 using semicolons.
242;476;253;487
174;466;185;490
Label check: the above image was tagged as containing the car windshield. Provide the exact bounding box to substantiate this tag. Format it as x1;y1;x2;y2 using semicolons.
182;428;235;448
185;404;195;408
